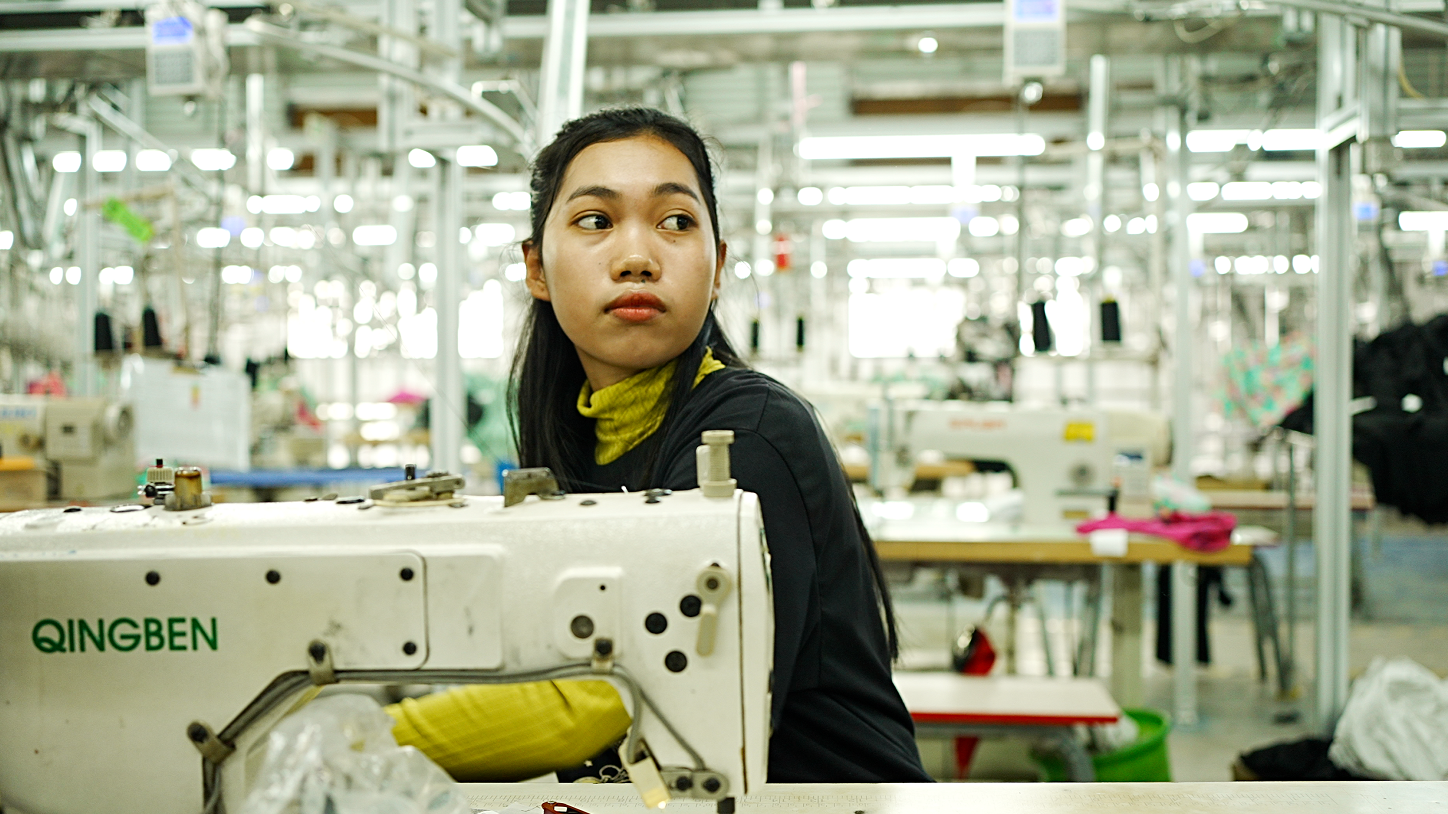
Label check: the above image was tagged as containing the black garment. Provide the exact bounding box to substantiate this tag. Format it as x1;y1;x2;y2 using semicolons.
1280;314;1448;524
578;367;930;783
1154;565;1232;665
1237;737;1370;781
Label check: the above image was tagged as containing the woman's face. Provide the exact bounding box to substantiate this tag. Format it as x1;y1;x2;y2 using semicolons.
523;136;725;390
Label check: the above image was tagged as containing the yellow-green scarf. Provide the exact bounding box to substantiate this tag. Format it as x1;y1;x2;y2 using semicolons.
577;348;725;465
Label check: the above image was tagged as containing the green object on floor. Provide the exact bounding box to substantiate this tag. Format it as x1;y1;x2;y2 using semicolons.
1032;708;1172;782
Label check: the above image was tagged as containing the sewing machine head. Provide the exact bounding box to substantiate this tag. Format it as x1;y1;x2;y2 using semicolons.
0;471;772;814
0;395;137;502
872;401;1167;524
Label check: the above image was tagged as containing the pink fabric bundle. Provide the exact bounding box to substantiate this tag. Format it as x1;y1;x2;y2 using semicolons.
1076;511;1238;552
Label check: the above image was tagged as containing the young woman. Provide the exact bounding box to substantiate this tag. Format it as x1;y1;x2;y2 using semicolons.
388;107;928;783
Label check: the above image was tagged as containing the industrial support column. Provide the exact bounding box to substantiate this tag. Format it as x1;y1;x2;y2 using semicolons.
1084;54;1109;399
431;0;466;478
537;0;589;141
1314;12;1356;730
1164;55;1199;727
75;114;101;397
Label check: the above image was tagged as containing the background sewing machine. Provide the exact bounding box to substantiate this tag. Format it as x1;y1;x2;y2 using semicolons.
0;455;771;814
0;395;138;504
869;400;1169;524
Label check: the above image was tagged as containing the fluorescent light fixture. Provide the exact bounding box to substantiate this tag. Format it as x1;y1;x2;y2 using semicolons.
113;265;133;284
460;226;473;244
493;190;529;211
755;219;772;235
798;133;1045;160
1103;214;1122;232
221;265;255;285
504;262;527;281
1126;217;1146;235
1055;256;1089;276
797;186;823;206
847;258;947;278
1061;217;1092;238
1188;212;1249;233
968;216;1000;237
270;227;298;247
190;148;236;171
1260;129;1321;151
1087;132;1105;151
135;149;172;172
393;195;415;212
1142;183;1159;202
842;217;959;243
196;227;231;248
916;35;938;54
408;148;436;169
93;149;127;172
240;227;265;249
1301;182;1322;199
822;219;847;239
473;223;516;247
811;261;828;278
1393;130;1447;149
1221;181;1273;201
734;261;751;279
948;258;980;277
756;188;774;205
756;258;776;277
52;151;81;173
64;198;77;217
1271;181;1303;200
66;266;81;285
49;267;63;284
256;194;313;215
267;148;295;171
419;263;438;285
1215;256;1232;275
0;230;11;250
1293;254;1318;273
333;194;355;213
457;145;499;167
960;184;1003;203
1274;255;1290;273
999;214;1019;235
397;263;416;280
1399;211;1448;231
352;225;398;246
1187;181;1220;201
1186;130;1251;153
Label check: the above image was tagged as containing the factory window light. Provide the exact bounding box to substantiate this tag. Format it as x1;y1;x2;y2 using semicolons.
848;286;965;358
196;227;231;248
1188;212;1250;233
1187;181;1220;201
52;151;81;173
843;217;959;243
847;258;947;279
333;194;355;213
460;280;506;359
797;133;1045;160
408;148;437;169
1221;181;1274;201
267;148;295;171
1393;130;1447;149
473;223;516;247
93;150;127;172
135;149;172;172
190;148;236;171
1398;211;1448;231
352;224;398;246
457;145;499;167
797;186;823;206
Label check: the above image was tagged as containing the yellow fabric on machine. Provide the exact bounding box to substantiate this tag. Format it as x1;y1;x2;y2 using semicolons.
387;680;631;782
577;348;725;465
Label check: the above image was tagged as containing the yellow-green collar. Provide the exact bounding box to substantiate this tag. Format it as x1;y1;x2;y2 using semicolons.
577;349;725;465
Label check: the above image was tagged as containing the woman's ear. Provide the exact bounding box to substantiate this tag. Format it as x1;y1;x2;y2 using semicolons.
522;241;551;302
712;241;728;300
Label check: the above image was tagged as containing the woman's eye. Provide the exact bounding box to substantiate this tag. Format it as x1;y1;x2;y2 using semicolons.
661;214;694;231
577;214;610;230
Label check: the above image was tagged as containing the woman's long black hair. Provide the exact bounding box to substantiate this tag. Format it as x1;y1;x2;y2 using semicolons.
507;106;901;657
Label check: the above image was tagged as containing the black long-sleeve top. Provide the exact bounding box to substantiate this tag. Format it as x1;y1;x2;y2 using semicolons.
579;367;930;783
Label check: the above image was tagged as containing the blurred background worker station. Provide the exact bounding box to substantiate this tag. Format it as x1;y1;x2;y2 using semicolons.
0;1;1447;813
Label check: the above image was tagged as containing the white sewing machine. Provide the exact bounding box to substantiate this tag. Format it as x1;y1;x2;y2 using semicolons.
870;401;1169;524
0;395;137;501
0;439;771;814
